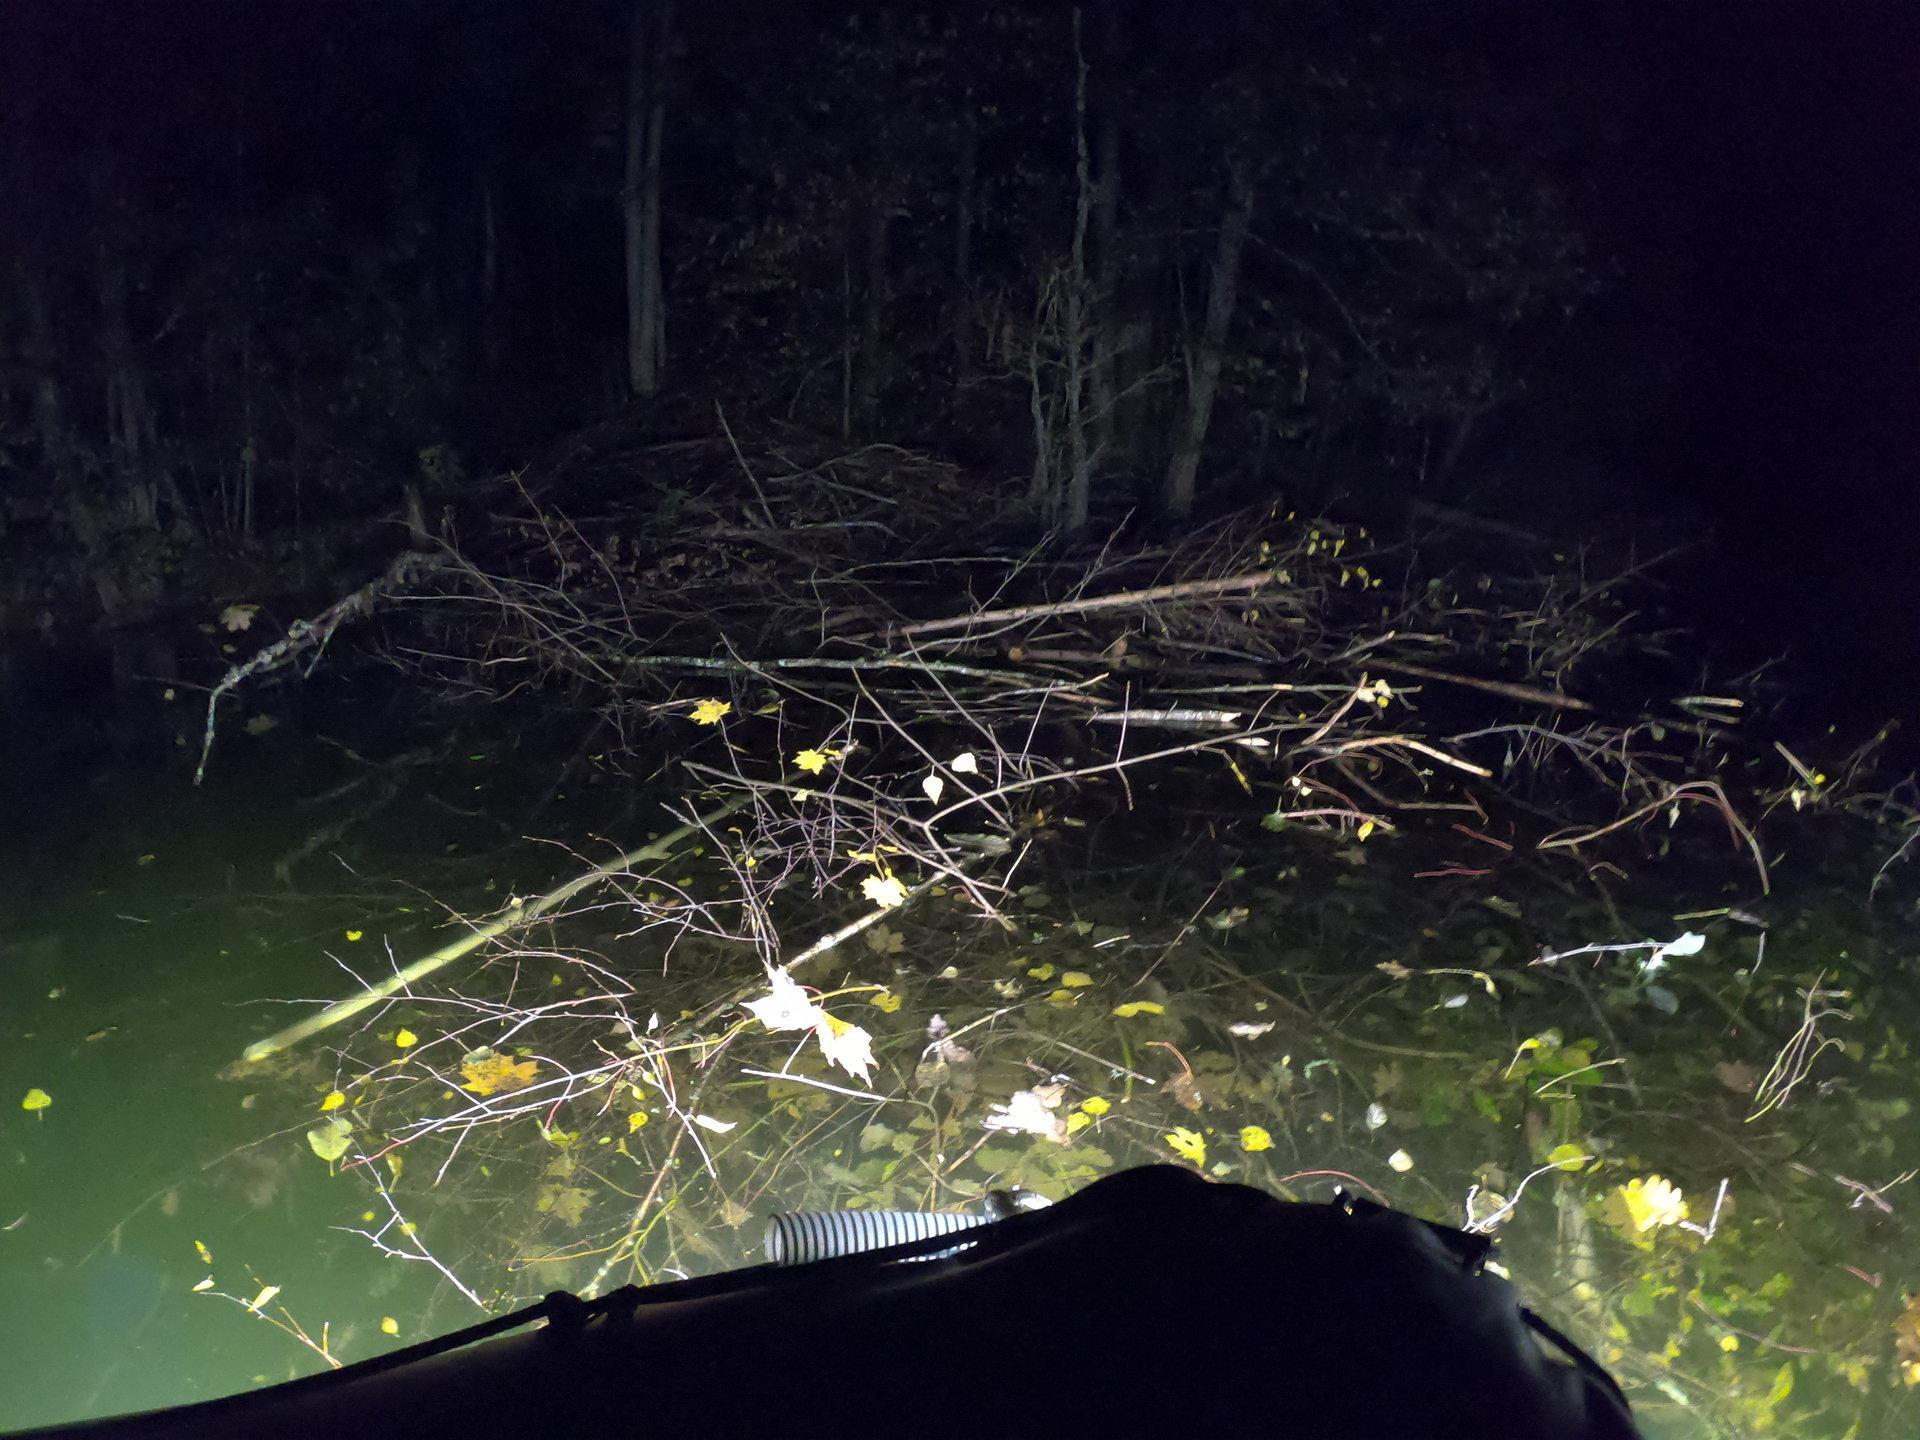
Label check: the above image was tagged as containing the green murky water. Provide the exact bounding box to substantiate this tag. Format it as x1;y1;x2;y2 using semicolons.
3;653;1918;1437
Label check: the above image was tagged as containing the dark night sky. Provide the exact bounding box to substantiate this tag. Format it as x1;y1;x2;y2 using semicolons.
2;1;1915;718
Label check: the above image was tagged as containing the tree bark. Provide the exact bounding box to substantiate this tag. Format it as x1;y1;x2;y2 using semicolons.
1062;6;1094;533
623;0;671;398
854;195;891;423
1089;3;1124;471
1089;106;1121;472
1163;161;1254;518
952;103;978;390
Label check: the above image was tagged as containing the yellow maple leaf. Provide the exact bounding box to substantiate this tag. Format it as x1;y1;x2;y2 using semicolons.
793;748;833;775
320;1090;346;1112
861;873;908;909
460;1052;540;1097
1239;1125;1273;1153
689;699;732;725
1610;1175;1690;1233
1165;1127;1207;1166
394;1028;418;1049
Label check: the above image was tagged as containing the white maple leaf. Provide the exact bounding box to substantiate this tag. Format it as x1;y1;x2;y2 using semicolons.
983;1087;1069;1143
814;1014;876;1085
742;966;824;1032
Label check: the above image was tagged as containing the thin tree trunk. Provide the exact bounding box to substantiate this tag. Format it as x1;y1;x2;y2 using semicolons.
97;248;160;529
19;261;67;476
854;196;891;423
1163;161;1254;518
1089;4;1123;469
480;172;503;372
623;0;671;397
1089;108;1121;470
952;103;978;390
1062;7;1094;533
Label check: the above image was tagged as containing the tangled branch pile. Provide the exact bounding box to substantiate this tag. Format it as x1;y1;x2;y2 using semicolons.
213;428;1917;1423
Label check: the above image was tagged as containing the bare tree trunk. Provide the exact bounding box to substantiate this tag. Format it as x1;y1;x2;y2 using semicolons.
839;225;854;439
97;247;162;530
1027;282;1055;510
1089;107;1121;471
19;261;67;476
1163;161;1254;519
1089;4;1123;471
623;0;671;398
854;196;891;423
1062;7;1094;533
480;172;503;373
952;103;978;391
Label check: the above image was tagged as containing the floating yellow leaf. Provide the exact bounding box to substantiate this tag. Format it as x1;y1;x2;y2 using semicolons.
1026;963;1056;981
380;1316;400;1337
136;853;157;866
1609;1174;1689;1233
689;699;732;725
194;1239;213;1266
861;873;908;909
1356;820;1376;842
1079;1096;1111;1116
345;930;363;942
1720;1334;1740;1352
246;1284;281;1313
320;1090;346;1112
793;748;832;775
1060;970;1094;988
460;1052;540;1097
191;1276;215;1293
1046;989;1079;1007
1111;1001;1165;1018
627;1111;650;1132
1165;1127;1207;1165
1239;1125;1273;1153
394;1029;418;1049
868;990;903;1013
307;1117;353;1162
20;1087;51;1112
1387;1149;1415;1173
220;603;259;633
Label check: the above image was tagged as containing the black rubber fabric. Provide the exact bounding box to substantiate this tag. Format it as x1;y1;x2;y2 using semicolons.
13;1165;1641;1440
